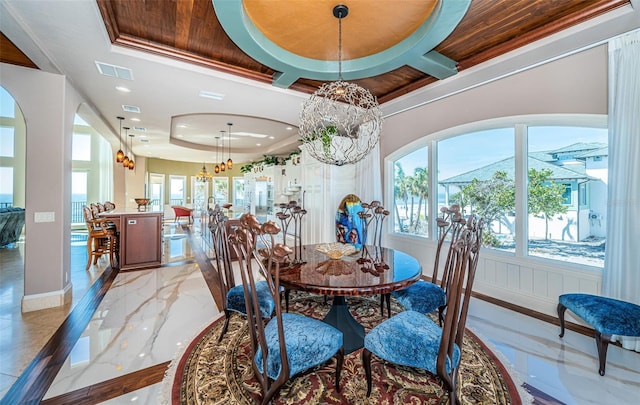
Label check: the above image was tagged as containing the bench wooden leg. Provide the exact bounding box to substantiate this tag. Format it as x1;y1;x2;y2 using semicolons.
595;331;612;376
557;302;567;337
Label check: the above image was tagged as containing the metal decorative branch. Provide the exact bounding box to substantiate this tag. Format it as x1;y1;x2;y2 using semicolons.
358;200;390;247
276;201;307;264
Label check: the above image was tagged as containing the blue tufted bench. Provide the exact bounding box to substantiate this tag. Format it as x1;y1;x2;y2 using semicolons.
558;293;640;375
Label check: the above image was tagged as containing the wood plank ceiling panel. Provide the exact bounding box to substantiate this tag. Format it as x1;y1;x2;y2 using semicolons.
97;0;630;102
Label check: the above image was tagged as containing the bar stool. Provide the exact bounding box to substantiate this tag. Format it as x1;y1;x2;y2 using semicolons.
82;205;118;270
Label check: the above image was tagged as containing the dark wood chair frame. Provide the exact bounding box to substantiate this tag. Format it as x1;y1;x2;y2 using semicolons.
363;215;483;404
229;214;344;405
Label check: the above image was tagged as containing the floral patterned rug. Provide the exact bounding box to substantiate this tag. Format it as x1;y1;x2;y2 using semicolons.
170;292;525;404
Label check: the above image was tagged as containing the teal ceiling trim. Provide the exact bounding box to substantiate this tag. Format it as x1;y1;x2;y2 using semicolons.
212;0;471;88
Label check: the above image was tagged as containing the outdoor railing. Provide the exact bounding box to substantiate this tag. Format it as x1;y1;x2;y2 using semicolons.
71;201;86;224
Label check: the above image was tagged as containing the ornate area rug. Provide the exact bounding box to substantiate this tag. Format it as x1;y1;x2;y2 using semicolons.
168;292;528;404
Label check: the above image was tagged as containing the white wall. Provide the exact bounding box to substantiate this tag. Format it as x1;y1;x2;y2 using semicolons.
381;46;608;318
0;64;74;309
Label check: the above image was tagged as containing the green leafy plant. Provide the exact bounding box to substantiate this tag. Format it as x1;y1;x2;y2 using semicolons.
316;125;338;157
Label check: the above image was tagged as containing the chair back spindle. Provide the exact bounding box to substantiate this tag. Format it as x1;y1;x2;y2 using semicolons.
229;215;292;403
436;215;483;391
209;205;234;305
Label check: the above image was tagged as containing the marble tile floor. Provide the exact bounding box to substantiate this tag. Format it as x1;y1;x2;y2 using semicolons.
467;300;640;405
2;218;639;404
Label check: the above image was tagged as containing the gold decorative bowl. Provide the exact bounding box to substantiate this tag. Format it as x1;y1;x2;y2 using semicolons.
134;198;151;206
316;243;356;260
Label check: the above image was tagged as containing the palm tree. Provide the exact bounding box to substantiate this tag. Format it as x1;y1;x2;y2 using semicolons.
394;163;409;232
412;167;428;233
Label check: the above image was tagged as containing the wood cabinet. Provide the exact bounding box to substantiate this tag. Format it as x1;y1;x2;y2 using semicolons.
99;210;163;270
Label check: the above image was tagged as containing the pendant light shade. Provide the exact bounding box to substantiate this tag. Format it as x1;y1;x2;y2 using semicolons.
115;116;125;163
226;122;233;169
122;127;130;167
127;133;135;170
214;133;221;173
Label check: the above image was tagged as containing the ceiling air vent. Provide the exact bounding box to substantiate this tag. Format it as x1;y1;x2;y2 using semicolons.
122;105;141;113
139;137;150;143
133;126;147;132
95;61;133;80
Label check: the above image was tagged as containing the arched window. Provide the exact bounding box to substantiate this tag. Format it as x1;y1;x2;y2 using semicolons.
389;115;607;268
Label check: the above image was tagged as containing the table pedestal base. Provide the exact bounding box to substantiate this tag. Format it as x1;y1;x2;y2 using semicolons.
322;296;364;354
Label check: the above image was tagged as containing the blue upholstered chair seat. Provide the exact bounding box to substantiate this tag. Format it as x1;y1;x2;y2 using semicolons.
392;281;446;314
227;280;276;319
364;310;460;374
559;293;640;336
255;313;343;379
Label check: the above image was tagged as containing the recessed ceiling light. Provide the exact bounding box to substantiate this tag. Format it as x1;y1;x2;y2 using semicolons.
130;117;141;122
199;90;225;100
177;124;188;128
115;86;131;93
286;126;293;130
268;136;275;139
256;143;261;146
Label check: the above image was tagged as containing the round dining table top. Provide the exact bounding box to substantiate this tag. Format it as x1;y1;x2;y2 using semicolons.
277;244;422;297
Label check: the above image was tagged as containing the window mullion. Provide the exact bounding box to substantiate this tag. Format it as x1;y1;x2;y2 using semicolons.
514;123;527;258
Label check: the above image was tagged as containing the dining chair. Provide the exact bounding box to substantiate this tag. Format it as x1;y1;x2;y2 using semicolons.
229;214;344;405
391;204;466;323
210;207;279;343
82;205;118;270
362;215;483;404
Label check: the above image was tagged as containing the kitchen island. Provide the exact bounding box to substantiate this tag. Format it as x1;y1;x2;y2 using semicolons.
98;209;163;270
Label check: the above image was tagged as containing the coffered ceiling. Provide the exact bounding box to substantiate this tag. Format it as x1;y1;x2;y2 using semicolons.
0;0;633;164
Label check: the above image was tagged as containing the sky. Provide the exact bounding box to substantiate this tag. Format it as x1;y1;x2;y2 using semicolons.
396;126;607;181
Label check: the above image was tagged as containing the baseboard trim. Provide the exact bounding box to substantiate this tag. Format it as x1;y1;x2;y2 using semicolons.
21;283;72;312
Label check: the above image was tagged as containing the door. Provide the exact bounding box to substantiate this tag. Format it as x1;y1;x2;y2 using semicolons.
148;173;165;212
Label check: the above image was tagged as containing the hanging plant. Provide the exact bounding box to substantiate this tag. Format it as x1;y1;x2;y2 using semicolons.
240;163;253;173
262;154;280;166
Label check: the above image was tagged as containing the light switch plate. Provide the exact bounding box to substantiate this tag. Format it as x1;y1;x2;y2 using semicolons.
34;211;55;223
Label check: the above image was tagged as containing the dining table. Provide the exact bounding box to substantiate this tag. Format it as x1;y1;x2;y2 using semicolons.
277;243;422;354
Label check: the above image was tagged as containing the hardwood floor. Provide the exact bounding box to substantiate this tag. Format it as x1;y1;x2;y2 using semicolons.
2;265;119;404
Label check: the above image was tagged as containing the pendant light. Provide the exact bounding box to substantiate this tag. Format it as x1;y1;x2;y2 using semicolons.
298;4;382;166
127;133;135;170
122;127;130;167
115;116;125;163
220;133;226;172
226;122;233;170
214;134;221;174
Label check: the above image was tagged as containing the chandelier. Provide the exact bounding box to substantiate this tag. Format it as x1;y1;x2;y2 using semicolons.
196;163;213;182
298;4;382;166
